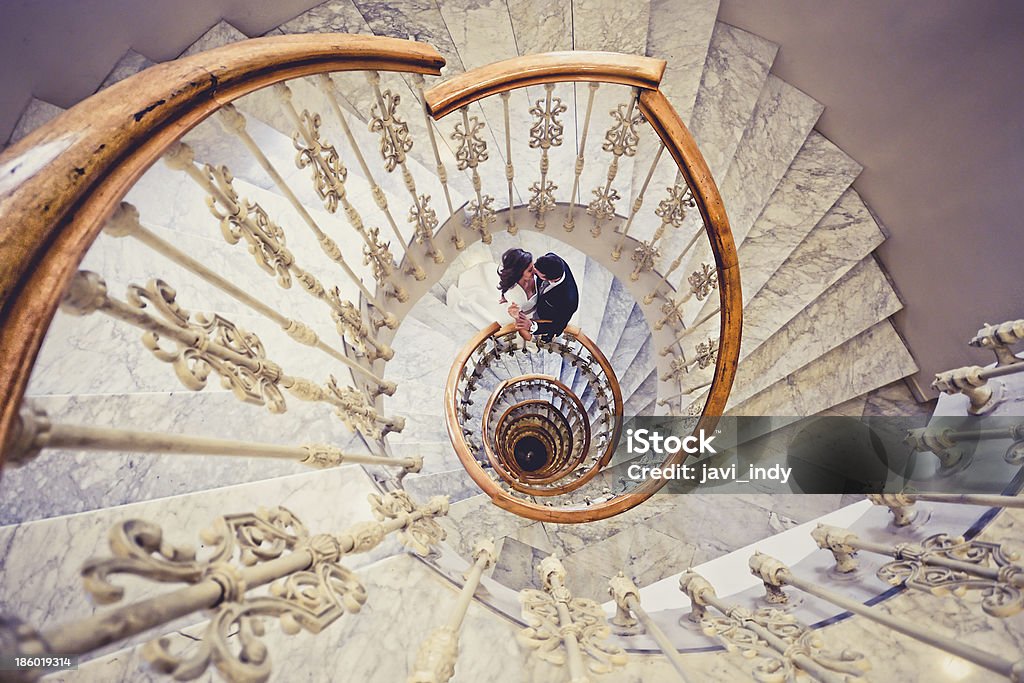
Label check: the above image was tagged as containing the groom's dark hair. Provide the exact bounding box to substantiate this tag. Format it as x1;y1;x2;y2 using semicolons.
534;253;564;280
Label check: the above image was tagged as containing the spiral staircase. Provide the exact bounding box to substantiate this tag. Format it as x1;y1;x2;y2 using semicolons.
1;2;1022;682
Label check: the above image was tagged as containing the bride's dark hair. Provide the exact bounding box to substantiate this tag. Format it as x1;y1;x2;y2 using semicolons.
497;248;533;294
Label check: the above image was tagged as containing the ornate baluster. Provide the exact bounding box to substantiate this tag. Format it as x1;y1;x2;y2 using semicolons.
349;72;443;268
748;552;1024;680
165;144;396;358
518;556;626;682
869;493;1024;527
7;401;421;474
587;92;642;237
656;381;713;411
452;106;495;244
0;492;448;681
564;83;599;233
813;523;1024;617
317;74;429;277
660;337;718;382
528;83;567;232
408;538;497;683
412;74;462;250
608;573;691;682
931;361;1024;415
612;144;665;262
501;91;518;234
60;271;402;439
679;571;868;683
104;203;395;397
214;103;396;327
659;307;721;357
273;83;410;302
645;225;705;306
969;320;1024;366
654;264;718;330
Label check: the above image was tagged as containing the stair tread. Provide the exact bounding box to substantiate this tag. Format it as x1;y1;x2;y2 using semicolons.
178;20;248;59
6;97;65;146
97;49;156;92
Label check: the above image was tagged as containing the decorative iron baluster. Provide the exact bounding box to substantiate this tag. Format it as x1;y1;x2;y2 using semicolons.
412;74;463;250
868;492;1024;527
215;103;396;327
659;306;721;357
104;203;395;397
518;556;626;681
748;552;1024;681
452;106;495;244
608;573;690;682
408;538;497;683
654;263;718;330
7;401;421;474
0;493;448;682
813;524;1024;618
274;83;410;302
587;92;642;237
612;143;664;262
60;271;402;439
679;571;868;683
564;83;599;233
969;319;1024;366
528;84;567;231
164;143;397;355
501;91;517;234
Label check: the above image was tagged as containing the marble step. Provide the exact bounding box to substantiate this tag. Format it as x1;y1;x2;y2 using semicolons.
689;22;778;182
178;20;249;58
725;256;903;408
389;439;463;476
2;390;365;526
95;49;156;92
4;97;65;147
679;186;887;368
403;466;480;505
676;74;824;316
0;465;403;663
728;320;918;416
627;0;719;219
692;130;863;324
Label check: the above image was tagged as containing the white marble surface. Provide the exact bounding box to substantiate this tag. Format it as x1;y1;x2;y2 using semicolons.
7;97;64;145
350;0;464;76
731;320;918;416
740;188;887;353
717;131;862;311
97;50;155;91
277;0;371;34
507;0;571;54
572;0;650;54
646;0;719;123
0;467;400;660
689;22;778;181
178;20;248;58
727;255;904;406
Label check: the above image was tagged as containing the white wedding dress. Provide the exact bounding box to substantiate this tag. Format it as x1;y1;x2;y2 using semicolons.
446;261;537;330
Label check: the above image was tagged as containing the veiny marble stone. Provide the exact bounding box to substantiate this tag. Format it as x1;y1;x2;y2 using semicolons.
0;467;401;661
610;304;653;382
97;50;155;91
389;440;464;476
740;188;886;354
719;131;862;310
178;20;248;58
573;0;650;54
403;467;480;504
507;0;572;54
730;320;918;416
646;0;719;123
623;363;657;415
277;0;372;34
690;23;778;181
725;256;904;406
7;97;64;145
490;536;552;591
438;494;536;560
350;0;465;76
1;390;362;525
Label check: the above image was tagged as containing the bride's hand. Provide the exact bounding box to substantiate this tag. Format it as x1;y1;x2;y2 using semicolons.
507;303;520;319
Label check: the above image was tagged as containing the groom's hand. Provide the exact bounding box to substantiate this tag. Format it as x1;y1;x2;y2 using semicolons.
515;312;531;331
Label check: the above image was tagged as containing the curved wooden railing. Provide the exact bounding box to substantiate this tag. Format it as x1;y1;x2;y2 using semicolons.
0;34;445;466
434;54;739;522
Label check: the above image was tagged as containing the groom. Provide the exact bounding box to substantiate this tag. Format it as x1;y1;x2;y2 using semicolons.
515;252;579;342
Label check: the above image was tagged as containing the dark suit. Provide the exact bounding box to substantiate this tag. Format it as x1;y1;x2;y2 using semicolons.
532;253;579;341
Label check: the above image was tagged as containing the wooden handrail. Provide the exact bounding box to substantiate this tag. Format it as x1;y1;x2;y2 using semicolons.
423;51;666;119
0;34;445;465
445;323;631;521
481;376;592;493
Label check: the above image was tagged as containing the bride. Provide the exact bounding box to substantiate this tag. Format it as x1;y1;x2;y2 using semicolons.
497;248;537;321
